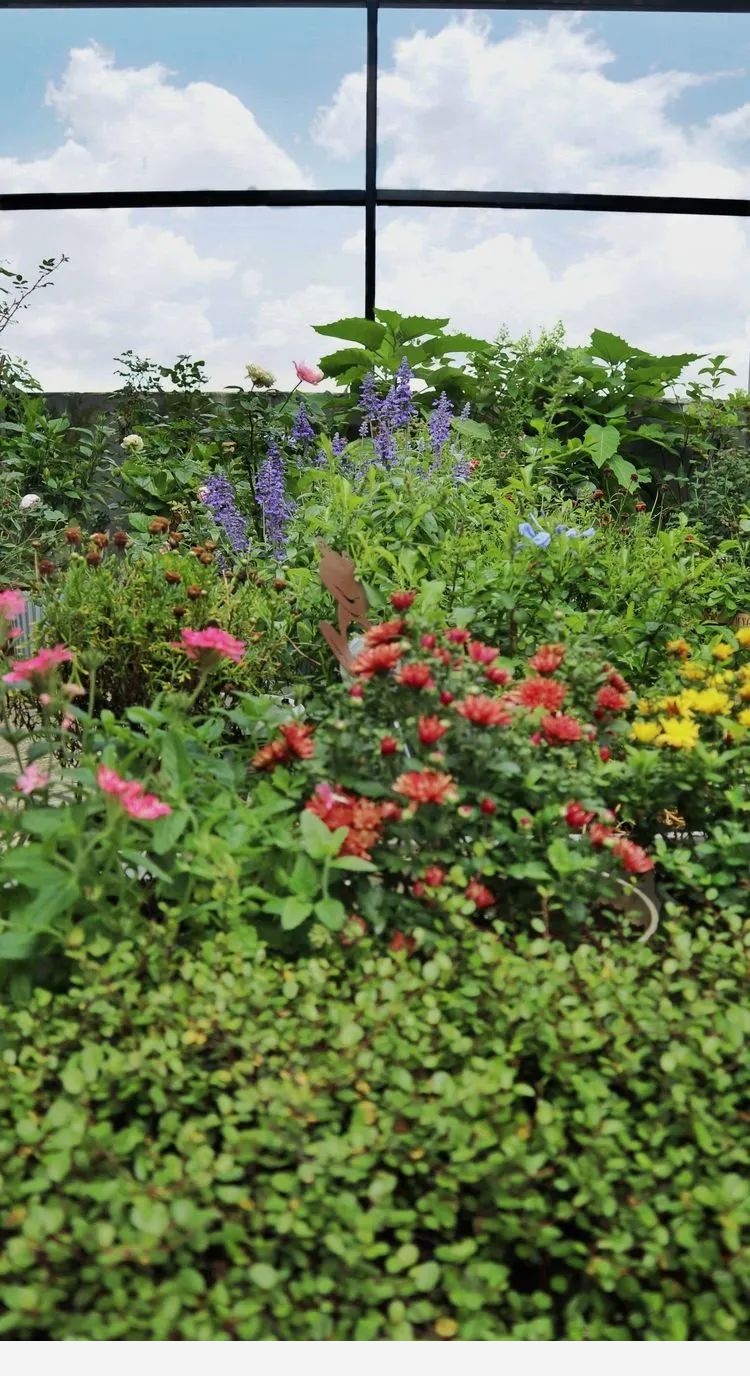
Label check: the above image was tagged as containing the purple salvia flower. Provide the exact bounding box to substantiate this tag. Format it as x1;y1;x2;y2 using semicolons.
255;439;296;560
452;453;471;483
460;401;471;420
291;402;315;447
383;357;416;429
331;432;346;457
202;470;249;553
359;372;383;431
429;392;454;456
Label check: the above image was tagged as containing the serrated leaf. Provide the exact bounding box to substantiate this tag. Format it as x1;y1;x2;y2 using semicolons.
314;316;386;349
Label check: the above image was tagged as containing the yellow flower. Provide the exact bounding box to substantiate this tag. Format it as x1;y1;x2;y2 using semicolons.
658;694;687;717
691;688;731;716
739;682;750;702
740;665;750;683
711;642;733;661
710;670;734;686
631;719;661;744
656;718;700;750
666;637;691;659
637;697;656;716
680;660;706;682
738;708;750;728
736;627;750;648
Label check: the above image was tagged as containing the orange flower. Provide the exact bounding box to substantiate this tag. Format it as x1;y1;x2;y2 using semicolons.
280;722;315;759
528;643;565;674
350;641;403;677
455;695;511;728
252;738;289;770
365;619;406;647
612;837;654;874
394;770;456;806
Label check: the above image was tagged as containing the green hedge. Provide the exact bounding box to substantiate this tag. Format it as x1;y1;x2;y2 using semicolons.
1;917;748;1340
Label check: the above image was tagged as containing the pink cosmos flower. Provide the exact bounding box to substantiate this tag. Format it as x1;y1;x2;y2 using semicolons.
175;626;246;667
0;588;26;629
3;644;73;690
15;762;50;795
294;360;324;386
97;765;171;821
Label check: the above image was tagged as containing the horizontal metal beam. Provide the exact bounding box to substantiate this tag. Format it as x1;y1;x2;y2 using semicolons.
2;188;748;217
1;2;750;11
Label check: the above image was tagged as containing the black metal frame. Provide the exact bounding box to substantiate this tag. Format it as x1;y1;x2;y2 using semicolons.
1;1;749;319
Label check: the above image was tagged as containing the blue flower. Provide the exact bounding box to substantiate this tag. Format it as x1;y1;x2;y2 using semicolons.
255;440;296;559
518;521;551;549
201;471;249;553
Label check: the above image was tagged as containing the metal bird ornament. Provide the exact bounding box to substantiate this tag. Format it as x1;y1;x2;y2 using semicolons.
316;540;370;671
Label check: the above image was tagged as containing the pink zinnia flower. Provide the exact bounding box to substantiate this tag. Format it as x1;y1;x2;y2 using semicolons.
15;762;50;795
294;360;324;385
3;644;72;690
176;626;246;667
97;765;171;821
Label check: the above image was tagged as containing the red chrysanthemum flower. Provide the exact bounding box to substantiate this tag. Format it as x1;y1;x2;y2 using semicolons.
440;690;454;705
446;627;471;645
280;721;315;759
455;695;512;728
396;661;435;690
389;930;416;954
465;879;495;910
564;800;595;829
418;715;448;745
393;770;456;807
480;797;497;815
468;640;499;665
484;666;511;686
365;618;406;647
589;822;614;848
252;737;289;770
599;745;612;763
606;668;631;694
420;633;437;650
541;713;583;745
595;683;629;714
380;735;399;756
612;837;654;875
423;865;445;888
350;641;403;677
390;590;416;611
528;642;565;675
518;677;568;711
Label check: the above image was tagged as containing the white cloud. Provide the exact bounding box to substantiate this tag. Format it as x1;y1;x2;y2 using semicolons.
1;21;749;390
2;42;308;192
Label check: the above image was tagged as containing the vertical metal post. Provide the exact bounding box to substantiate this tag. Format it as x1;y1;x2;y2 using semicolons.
364;0;378;319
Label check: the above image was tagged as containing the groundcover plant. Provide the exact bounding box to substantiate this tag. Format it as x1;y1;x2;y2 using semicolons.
0;309;749;1340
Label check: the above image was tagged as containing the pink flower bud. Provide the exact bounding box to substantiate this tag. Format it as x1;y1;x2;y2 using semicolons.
294;360;324;386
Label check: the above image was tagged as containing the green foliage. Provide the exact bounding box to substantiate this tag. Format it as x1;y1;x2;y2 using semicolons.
0;916;747;1339
314;307;489;407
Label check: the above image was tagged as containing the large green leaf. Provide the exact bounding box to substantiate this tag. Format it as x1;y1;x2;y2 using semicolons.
589;330;641;365
313;317;386;349
583;423;620;468
389;314;451;342
318;347;373;377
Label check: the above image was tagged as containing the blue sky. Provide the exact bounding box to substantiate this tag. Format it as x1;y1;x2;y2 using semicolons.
3;7;750;181
0;7;748;388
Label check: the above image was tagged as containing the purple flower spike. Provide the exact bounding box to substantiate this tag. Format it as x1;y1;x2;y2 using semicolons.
429;392;454;455
255;440;296;559
201;470;250;553
291;402;315;447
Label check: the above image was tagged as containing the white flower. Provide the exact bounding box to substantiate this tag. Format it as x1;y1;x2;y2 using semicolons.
245;363;275;388
197;485;209;503
19;493;41;511
121;433;145;452
222;441;237;453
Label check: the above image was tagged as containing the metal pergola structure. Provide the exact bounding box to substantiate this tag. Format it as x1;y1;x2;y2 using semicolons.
1;1;749;319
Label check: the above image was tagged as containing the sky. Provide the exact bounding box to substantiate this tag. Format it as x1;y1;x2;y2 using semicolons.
0;5;749;390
